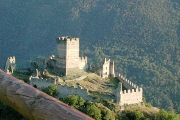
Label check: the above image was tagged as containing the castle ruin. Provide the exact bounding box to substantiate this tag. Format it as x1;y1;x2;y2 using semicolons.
49;36;88;76
28;36;143;108
4;56;16;74
116;74;143;106
100;58;115;78
29;77;92;101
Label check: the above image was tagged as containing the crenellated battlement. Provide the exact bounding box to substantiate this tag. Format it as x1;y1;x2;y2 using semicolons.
57;36;79;42
121;87;142;94
79;56;87;62
8;56;16;63
117;74;139;89
116;75;143;106
54;36;87;76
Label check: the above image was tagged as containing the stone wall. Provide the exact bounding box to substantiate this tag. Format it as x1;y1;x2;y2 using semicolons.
117;74;137;89
119;88;142;106
58;83;92;100
116;74;143;106
79;56;88;70
101;58;115;78
29;78;92;101
4;56;16;74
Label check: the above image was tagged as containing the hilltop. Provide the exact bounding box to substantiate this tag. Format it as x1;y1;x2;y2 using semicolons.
0;0;179;113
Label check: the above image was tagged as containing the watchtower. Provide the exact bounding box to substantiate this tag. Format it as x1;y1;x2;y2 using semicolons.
54;36;87;76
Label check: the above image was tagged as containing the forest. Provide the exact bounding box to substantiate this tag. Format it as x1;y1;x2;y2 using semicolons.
0;0;179;114
1;84;180;120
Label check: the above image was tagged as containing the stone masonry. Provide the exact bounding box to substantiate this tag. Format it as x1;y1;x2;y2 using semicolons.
4;56;16;74
50;36;88;76
101;58;115;78
116;74;143;106
29;77;92;101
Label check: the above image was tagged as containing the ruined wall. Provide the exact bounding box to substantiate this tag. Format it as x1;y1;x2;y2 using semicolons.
101;58;115;78
30;78;55;88
29;78;92;101
79;56;88;70
117;74;137;89
58;83;92;100
102;58;110;78
4;56;16;74
110;61;115;77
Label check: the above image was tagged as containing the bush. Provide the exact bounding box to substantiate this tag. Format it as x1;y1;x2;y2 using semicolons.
41;84;59;97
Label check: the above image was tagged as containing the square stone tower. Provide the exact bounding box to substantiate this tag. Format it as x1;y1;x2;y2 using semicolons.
53;36;87;76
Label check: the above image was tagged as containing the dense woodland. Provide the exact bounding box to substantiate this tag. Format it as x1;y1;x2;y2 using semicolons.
0;0;179;115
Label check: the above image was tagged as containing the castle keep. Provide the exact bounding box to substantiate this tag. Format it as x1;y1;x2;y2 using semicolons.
50;36;88;76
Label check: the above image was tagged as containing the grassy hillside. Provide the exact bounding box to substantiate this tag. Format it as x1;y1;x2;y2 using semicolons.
0;0;179;113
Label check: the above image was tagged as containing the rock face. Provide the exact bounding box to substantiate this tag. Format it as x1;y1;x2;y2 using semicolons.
0;69;94;120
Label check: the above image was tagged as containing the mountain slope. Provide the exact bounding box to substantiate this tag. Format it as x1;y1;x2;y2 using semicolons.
0;0;179;112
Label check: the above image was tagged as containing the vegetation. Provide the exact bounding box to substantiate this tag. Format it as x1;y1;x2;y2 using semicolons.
0;84;180;120
0;0;179;114
41;84;59;97
60;95;115;120
12;69;32;83
60;94;180;120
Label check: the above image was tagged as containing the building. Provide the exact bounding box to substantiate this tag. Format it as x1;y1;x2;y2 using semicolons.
4;56;16;74
101;58;115;78
49;36;88;76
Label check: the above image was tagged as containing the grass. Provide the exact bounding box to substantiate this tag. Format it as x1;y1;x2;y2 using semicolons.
12;71;30;83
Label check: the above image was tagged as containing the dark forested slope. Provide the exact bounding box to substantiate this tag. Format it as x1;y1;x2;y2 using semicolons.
0;0;179;113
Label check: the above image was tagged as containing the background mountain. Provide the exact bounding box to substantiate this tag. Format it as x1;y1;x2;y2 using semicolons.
0;0;179;113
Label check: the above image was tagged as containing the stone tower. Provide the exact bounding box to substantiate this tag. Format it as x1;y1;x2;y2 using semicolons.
101;58;115;78
54;36;87;76
5;56;16;74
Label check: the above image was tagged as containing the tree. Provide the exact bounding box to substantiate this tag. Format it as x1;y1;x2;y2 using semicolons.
102;109;115;120
125;110;145;120
41;84;59;97
158;110;179;120
64;95;86;109
86;104;102;120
